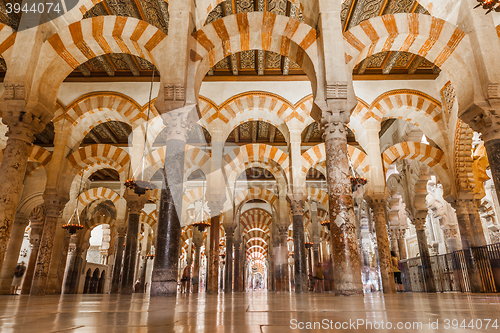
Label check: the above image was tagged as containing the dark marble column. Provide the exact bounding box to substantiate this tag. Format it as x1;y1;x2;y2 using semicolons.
0;111;45;274
321;109;363;295
62;234;78;294
138;256;147;293
290;197;307;293
485;138;500;205
468;200;487;247
21;212;43;295
0;215;29;294
191;227;203;293
110;230;126;294
276;227;289;291
207;201;223;293
233;238;242;291
370;200;396;293
54;232;71;294
121;190;147;295
453;201;482;292
413;213;436;292
31;192;67;296
224;229;234;293
150;109;193;296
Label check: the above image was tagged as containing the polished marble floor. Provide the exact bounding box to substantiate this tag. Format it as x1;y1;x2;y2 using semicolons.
1;292;500;332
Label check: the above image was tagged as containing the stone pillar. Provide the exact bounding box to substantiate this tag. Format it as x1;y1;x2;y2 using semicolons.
151;109;192;296
62;234;78;294
468;200;487;247
321;109;363;295
45;223;67;294
21;208;44;295
0;111;46;274
453;201;482;292
110;229;126;294
30;192;67;296
0;215;29;294
224;227;234;293
207;201;223;293
275;227;289;291
138;255;147;293
53;231;71;294
370;200;396;293
290;196;307;293
121;189;147;295
441;225;462;253
484;137;500;206
396;229;408;260
413;213;436;292
233;238;242;292
191;226;203;293
311;201;321;267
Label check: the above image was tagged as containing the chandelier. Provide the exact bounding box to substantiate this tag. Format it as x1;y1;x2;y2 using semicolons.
320;219;330;231
305;242;313;250
474;0;500;13
192;220;211;232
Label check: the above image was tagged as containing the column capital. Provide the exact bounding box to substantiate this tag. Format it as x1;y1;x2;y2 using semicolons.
289;195;305;216
42;190;68;218
460;105;500;142
2;110;47;143
161;105;197;142
412;211;428;231
320;108;349;141
124;188;148;214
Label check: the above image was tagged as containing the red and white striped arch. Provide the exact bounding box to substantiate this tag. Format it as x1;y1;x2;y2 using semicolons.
0;23;16;65
244;229;270;243
240;208;273;234
382;142;450;193
140;211;157;228
86;215;115;230
234;187;278;209
28;146;52;174
344;13;473;110
78;187;121;206
67;144;130;172
79;160;127;184
246;238;268;251
190;12;319;98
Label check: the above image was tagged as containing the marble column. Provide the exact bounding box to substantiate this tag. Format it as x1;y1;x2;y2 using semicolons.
321;109;363;295
151;110;192;296
275;227;289;291
310;201;321;268
207;201;223;293
396;229;408;260
46;223;67;294
30;192;67;296
110;229;126;294
468;200;487;247
62;234;78;294
484;137;500;206
191;226;203;293
0;111;45;274
441;225;462;253
370;201;396;293
138;256;147;293
0;215;29;294
233;238;242;292
54;231;71;294
21;211;43;295
413;213;436;292
453;201;482;292
121;189;147;295
224;228;234;293
290;196;307;293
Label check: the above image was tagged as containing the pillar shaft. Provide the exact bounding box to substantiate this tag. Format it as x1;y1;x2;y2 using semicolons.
21;222;42;295
224;233;233;293
397;235;407;260
291;198;307;292
151;139;186;296
62;234;78;294
110;234;125;294
233;240;242;291
54;232;70;294
121;212;140;295
276;230;289;291
414;215;436;292
485;139;500;207
468;200;487;247
0;217;28;294
207;213;221;293
371;202;396;293
30;194;65;296
45;225;67;294
322;111;363;295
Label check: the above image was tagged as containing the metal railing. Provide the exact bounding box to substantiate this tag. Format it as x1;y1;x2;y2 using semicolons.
400;243;500;293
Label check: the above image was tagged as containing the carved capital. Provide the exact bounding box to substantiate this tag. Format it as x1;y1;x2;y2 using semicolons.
161;106;196;142
320;109;349;141
43;191;68;219
2;111;46;143
124;188;149;214
290;196;305;216
461;106;500;142
412;216;427;231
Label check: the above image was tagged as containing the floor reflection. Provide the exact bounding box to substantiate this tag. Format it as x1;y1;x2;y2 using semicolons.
1;292;500;332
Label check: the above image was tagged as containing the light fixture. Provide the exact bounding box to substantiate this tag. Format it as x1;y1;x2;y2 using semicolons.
321;219;330;231
192;220;211;232
474;0;500;14
304;242;313;249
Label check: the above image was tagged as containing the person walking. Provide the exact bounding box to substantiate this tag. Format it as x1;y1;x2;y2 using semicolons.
391;251;403;292
11;262;26;295
313;262;324;293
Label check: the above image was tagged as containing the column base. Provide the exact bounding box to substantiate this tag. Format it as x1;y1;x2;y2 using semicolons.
335;289;364;296
150;281;177;296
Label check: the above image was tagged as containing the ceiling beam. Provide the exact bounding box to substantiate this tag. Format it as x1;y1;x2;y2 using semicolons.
230;54;239;75
382;51;401;75
408;55;424;74
251;122;258;143
34;133;50;144
257;51;265;75
357;59;369;75
114;121;131;138
155;0;170;25
88;131;102;144
101;123;119;143
303;124;314;143
122;54;141;77
77;64;91;76
269;125;276;143
92;171;106;180
96;56;115;76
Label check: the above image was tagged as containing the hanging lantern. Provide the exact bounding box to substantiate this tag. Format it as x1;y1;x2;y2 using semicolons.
192;220;211;232
474;0;500;14
350;176;368;193
124;179;156;196
146;254;155;260
63;173;85;234
62;221;84;234
321;219;330;231
305;242;313;249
